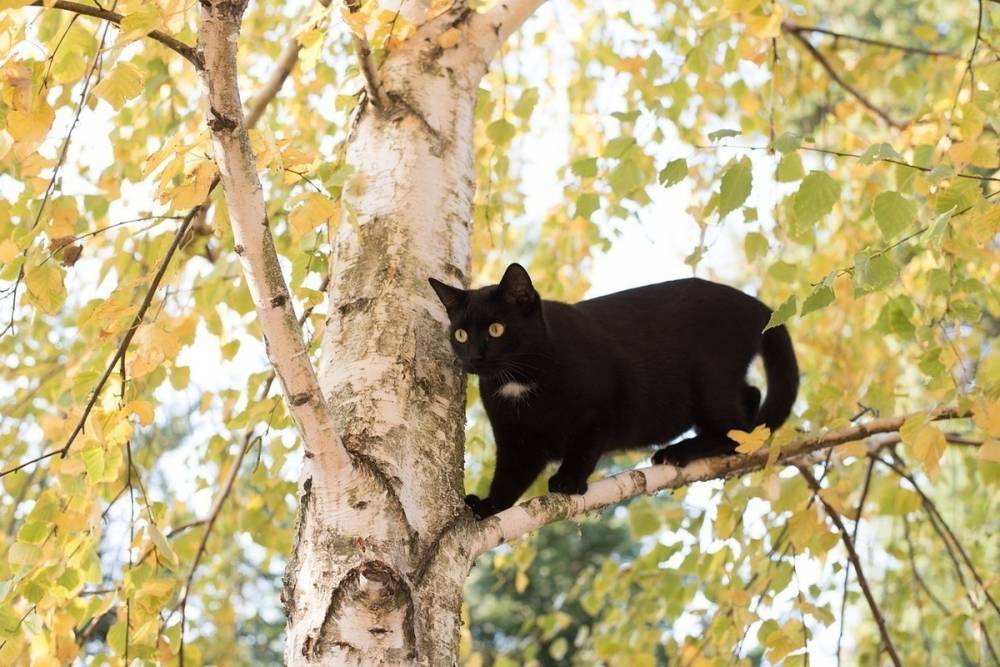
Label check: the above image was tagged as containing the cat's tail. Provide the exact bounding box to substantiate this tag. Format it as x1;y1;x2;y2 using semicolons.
757;325;799;429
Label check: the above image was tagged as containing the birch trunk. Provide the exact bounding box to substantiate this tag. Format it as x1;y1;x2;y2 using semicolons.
282;7;496;664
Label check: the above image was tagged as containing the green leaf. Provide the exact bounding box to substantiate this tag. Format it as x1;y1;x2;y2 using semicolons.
604;136;636;157
608;159;643;197
16;522;48;545
858;142;901;165
0;606;19;636
793;172;841;226
935;179;978;212
658;158;687;188
768;260;797;283
148;524;179;568
611;110;641;123
719;157;752;219
853;253;898;293
872;191;916;239
628;499;660;538
82;447;105;480
772;132;801;154
571;157;598;178
486;119;516;145
775;153;804;182
512;87;538;119
708;128;740;141
8;542;40;566
575;193;600;220
744;232;768;262
801;284;834;316
764;296;797;331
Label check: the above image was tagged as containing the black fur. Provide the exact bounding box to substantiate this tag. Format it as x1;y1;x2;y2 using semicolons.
429;264;799;518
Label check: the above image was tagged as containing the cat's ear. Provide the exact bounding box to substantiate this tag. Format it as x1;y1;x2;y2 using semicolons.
428;278;467;314
498;263;538;312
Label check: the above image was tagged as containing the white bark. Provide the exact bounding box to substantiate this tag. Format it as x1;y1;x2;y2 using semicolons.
284;5;493;664
196;0;352;478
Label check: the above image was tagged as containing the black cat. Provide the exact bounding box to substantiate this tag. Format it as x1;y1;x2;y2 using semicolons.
429;264;799;519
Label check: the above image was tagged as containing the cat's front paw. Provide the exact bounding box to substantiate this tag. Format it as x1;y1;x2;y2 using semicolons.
653;446;691;467
465;494;496;520
547;473;588;496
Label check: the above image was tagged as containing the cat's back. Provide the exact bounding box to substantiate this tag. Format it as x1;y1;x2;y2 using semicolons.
575;277;769;325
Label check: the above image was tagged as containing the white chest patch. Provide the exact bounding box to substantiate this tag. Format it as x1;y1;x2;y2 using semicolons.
496;382;533;400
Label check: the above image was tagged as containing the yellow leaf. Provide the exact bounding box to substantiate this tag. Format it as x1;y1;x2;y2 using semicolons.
745;4;785;39
978;439;1000;463
7;98;54;145
24;261;66;314
58;458;86;475
728;424;770;454
120;4;161;40
297;28;324;71
901;418;946;477
125;400;155;426
972;398;1000;436
515;569;528;593
437;27;462;49
340;5;368;38
0;238;18;263
92;61;145;110
288;192;340;240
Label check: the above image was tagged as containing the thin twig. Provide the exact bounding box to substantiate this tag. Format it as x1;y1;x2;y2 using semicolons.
783;24;905;129
781;21;961;59
798;465;902;667
692;143;1000;183
836;457;876;665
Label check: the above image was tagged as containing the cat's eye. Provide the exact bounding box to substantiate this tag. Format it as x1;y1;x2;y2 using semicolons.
454;328;468;343
488;322;505;338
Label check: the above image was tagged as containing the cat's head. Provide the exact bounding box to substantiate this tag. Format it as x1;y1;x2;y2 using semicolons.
428;263;546;377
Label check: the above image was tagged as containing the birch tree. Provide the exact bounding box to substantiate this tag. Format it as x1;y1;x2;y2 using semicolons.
1;0;998;664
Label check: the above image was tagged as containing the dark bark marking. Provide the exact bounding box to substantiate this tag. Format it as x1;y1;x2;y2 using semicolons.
270;294;287;308
290;392;312;406
207;107;238;132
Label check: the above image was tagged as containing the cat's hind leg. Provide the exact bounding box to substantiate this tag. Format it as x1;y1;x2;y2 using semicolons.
653;386;750;467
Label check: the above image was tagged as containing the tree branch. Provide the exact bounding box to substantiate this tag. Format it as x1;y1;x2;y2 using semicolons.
781;21;961;59
470;406;964;556
29;0;199;66
343;0;388;109
783;23;905;129
470;0;548;62
196;0;351;474
798;465;902;667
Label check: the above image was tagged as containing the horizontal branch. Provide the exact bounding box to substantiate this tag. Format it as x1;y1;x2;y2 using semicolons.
470;406;964;557
29;0;199;66
782;21;961;59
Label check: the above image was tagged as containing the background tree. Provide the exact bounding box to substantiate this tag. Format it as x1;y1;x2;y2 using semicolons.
0;0;997;664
